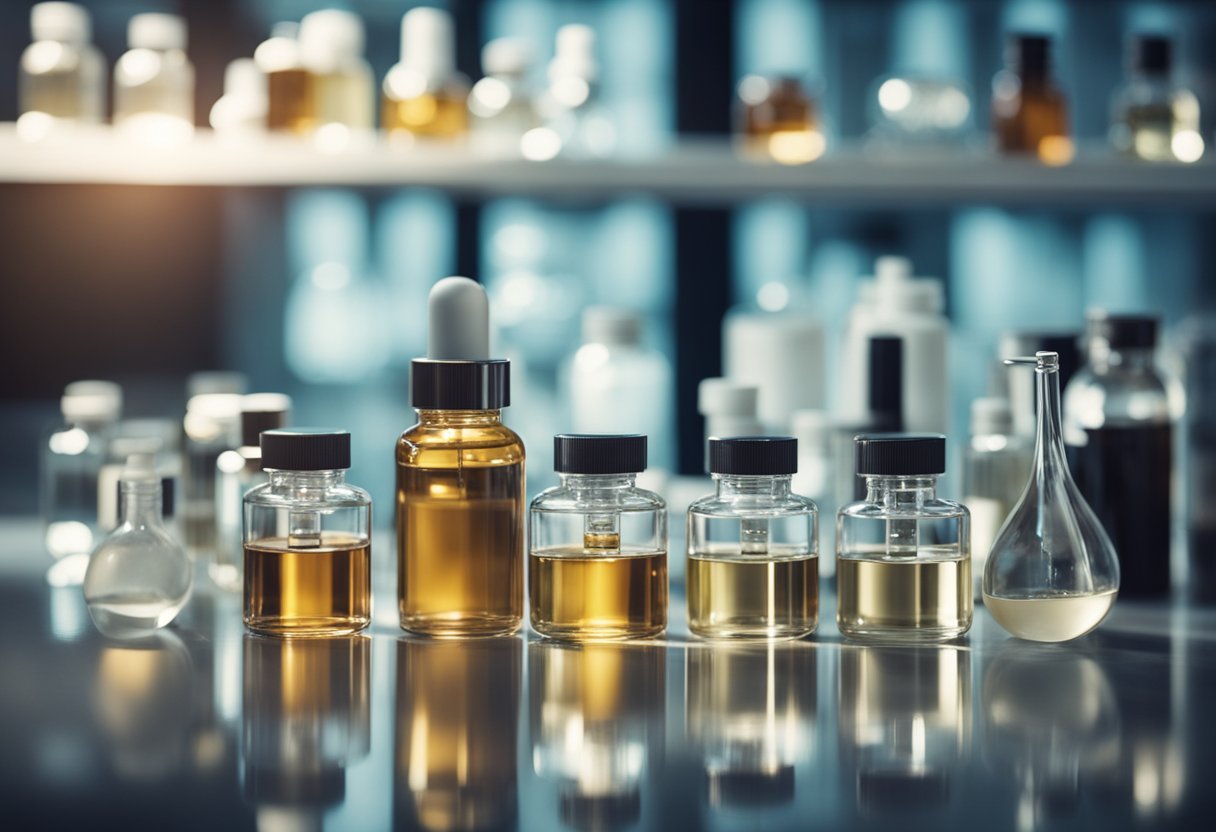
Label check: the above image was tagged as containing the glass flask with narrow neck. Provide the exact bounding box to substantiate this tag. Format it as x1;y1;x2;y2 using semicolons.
983;352;1120;642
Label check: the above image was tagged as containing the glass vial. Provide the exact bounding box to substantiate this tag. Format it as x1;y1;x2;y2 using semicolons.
113;13;195;142
964;397;1033;599
837;434;972;643
42;380;121;573
297;10;373;135
1064;312;1172;599
1111;35;1204;163
687;437;818;640
736;75;825;164
530;434;668;640
397;277;525;637
382;7;469;141
183;393;242;560
260;22;308;134
469;38;541;157
213;393;292;593
19;2;105;136
991;33;1072;165
540;24;616;158
83;454;192;637
985;352;1120;642
243;429;371;637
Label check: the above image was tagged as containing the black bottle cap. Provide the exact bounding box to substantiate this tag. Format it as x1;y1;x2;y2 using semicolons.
708;436;798;476
1007;33;1051;76
1130;34;1172;76
553;434;648;474
854;433;946;476
410;358;510;410
1086;311;1159;349
260;428;351;471
241;407;290;448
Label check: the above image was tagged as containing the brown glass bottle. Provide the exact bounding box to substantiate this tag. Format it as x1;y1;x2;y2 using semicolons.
397;410;525;636
992;34;1073;164
267;66;314;133
736;75;824;164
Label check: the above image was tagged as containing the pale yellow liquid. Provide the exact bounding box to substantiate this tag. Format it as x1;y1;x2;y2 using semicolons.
530;549;667;640
837;550;972;642
267;67;313;133
687;547;818;639
383;90;469;139
983;590;1117;642
243;533;371;637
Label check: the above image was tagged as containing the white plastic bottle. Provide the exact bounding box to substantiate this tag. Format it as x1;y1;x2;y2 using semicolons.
723;310;825;434
698;379;762;443
568;307;675;472
113;13;195;143
18;2;105;139
838;256;949;435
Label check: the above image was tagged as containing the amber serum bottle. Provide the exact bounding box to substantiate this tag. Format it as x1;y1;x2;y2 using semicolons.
397;277;525;637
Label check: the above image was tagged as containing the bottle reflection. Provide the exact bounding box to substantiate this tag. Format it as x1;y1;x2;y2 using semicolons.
530;641;665;830
983;644;1119;830
242;635;371;832
839;644;971;817
685;644;814;810
395;638;520;831
93;629;194;779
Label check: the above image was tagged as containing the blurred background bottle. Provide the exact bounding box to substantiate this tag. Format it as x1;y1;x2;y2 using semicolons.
991;33;1072;164
18;2;105;138
1110;34;1204;163
382;7;469;142
736;74;825;164
470;37;541;157
113;13;195;143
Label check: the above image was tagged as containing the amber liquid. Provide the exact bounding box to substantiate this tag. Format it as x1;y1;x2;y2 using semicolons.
397;420;525;637
530;548;668;640
267;67;314;133
992;80;1073;164
382;90;469;139
243;533;371;637
837;549;972;642
687;546;818;639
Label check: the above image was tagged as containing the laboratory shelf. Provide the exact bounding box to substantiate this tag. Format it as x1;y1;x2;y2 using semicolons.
2;124;1216;206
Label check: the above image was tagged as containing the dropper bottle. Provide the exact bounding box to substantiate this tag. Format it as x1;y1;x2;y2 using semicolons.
397;277;526;637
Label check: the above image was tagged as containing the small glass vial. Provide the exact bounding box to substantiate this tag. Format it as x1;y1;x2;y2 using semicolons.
736;75;825;164
540;24;616;158
297;9;373;135
113;13;195;143
469;38;541;157
213;393;292;593
991;33;1072;165
530;435;668;640
84;453;192;637
837;434;972;642
1111;34;1203;163
382;7;469;141
183;392;242;560
243;429;371;637
687;437;818;640
19;2;105;137
259;22;308;134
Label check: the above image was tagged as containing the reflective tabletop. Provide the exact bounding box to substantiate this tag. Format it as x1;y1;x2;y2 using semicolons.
2;519;1214;831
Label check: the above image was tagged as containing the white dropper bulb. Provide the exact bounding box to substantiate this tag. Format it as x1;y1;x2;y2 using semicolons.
427;276;490;360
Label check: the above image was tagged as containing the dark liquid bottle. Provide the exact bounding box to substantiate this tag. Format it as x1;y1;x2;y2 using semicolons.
1064;313;1173;598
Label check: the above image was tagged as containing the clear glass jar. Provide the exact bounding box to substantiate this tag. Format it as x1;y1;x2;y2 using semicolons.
530;434;668;640
687;437;818;640
19;2;105;134
837;434;972;642
1064;312;1172;599
469;38;540;156
113;13;195;142
1110;35;1203;163
991;34;1073;165
243;429;371;637
382;7;469;141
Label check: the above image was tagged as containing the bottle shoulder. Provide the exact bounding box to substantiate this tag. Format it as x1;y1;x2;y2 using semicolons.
839;497;967;520
531;485;666;513
397;419;525;464
245;480;371;508
688;492;817;517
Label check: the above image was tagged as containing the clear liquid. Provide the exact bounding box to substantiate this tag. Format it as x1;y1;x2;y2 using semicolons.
530;549;667;640
687;547;818;639
837;548;972;642
87;591;188;637
983;590;1116;642
244;534;371;637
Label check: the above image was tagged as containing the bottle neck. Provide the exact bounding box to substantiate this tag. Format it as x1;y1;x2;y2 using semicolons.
864;476;939;510
416;409;502;427
268;470;347;491
560;473;638;494
120;480;164;528
715;475;793;500
1033;364;1070;481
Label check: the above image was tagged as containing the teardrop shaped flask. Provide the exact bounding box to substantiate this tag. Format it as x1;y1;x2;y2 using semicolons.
982;352;1120;642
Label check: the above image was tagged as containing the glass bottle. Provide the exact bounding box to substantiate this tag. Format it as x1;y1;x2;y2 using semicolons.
687;437;818;640
540;24;616;158
213;393;292;593
1064;312;1170;599
837;433;971;643
113;13;195;143
260;22;308;134
209;58;266;138
530;434;668;640
297;9;374;137
985;352;1120;642
398;277;525;637
382;7;469;141
18;2;105;138
182;392;242;561
1177;315;1216;602
83;453;192;637
964;396;1033;599
243;429;371;637
1111;34;1204;163
469;38;541;157
991;33;1072;165
735;74;825;165
41;380;121;577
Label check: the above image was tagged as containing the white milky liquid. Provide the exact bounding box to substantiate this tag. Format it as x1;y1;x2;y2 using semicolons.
983;590;1117;642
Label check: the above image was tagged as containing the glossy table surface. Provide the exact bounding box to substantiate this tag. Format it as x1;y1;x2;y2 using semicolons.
2;519;1214;832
